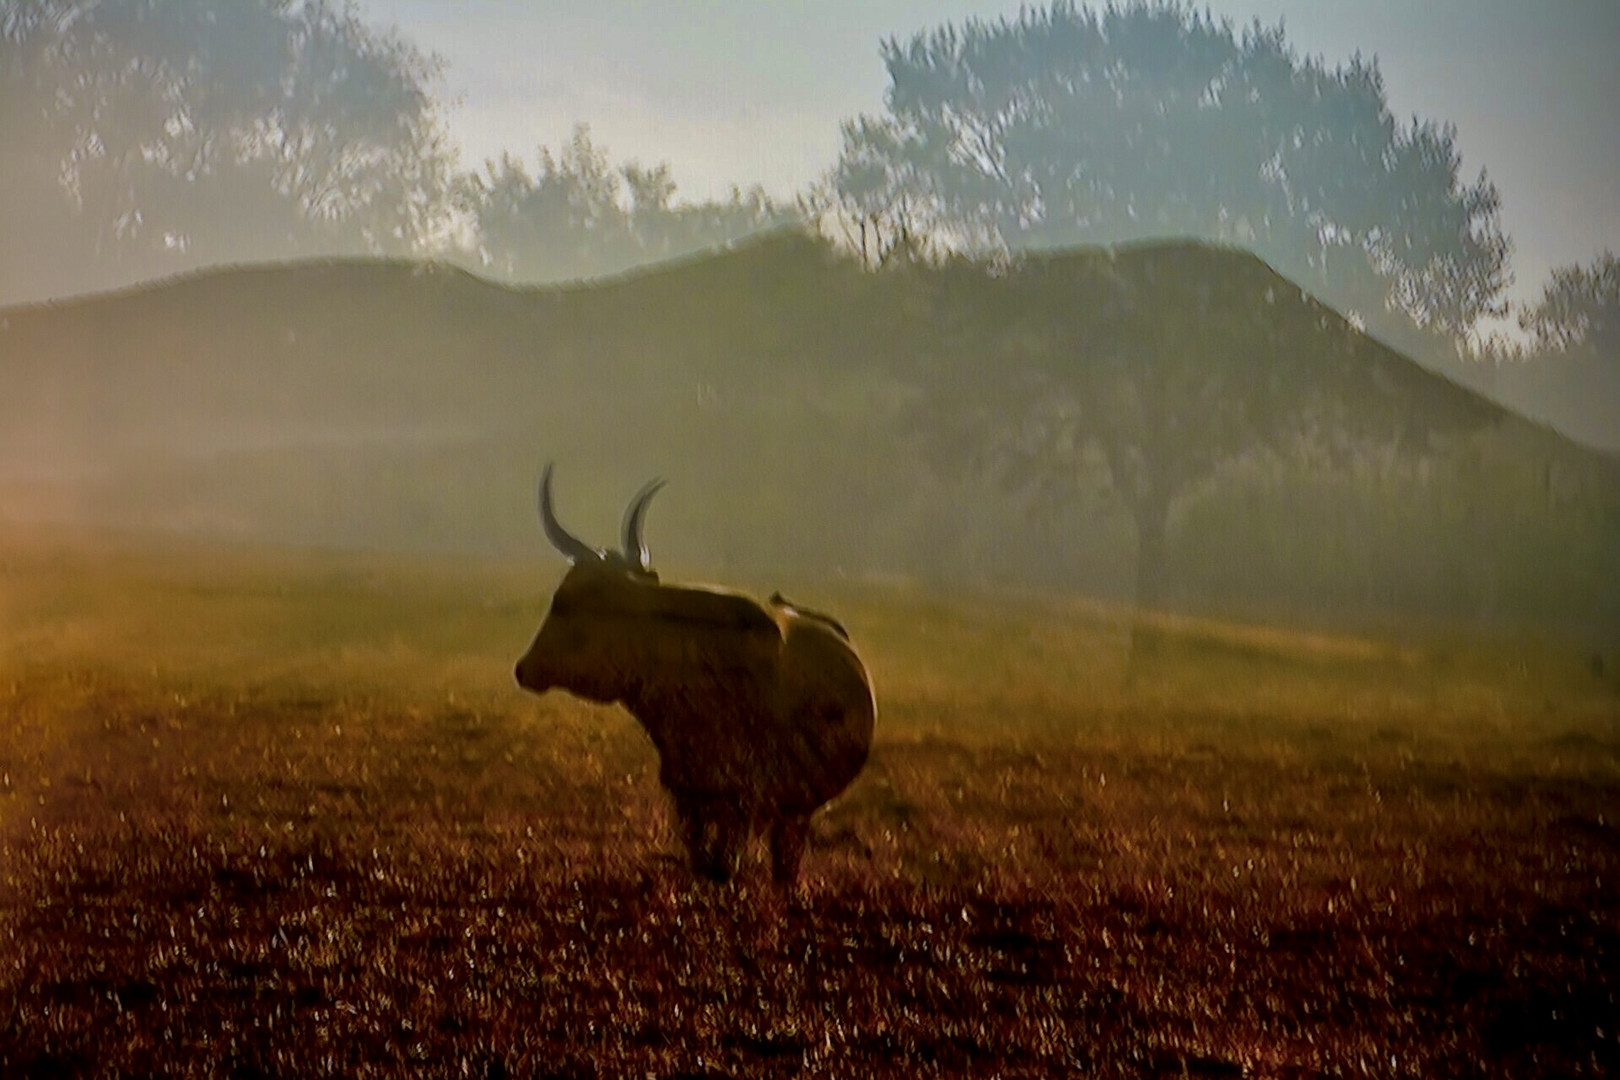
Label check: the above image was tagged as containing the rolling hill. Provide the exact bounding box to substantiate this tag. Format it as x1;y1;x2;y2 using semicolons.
2;231;1616;631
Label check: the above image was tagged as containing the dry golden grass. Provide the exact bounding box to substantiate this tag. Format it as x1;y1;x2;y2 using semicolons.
2;525;1617;1077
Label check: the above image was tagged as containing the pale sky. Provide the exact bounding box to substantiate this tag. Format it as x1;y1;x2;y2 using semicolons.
370;1;1619;304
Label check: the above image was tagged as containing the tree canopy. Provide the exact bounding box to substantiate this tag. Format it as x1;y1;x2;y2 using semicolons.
1521;252;1620;357
1497;252;1620;450
831;0;1510;366
0;0;454;304
822;0;1530;627
457;125;796;285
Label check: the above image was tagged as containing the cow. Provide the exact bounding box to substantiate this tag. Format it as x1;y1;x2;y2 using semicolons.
513;464;876;884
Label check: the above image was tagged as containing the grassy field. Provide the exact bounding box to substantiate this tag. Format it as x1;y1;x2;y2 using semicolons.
2;526;1617;1077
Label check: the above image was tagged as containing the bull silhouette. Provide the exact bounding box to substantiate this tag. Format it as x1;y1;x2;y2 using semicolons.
514;465;875;884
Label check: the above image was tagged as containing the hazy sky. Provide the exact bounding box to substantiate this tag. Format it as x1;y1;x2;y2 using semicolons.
370;1;1619;302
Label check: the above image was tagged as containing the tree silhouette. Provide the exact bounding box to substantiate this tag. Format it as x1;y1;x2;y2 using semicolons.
1499;252;1620;450
0;0;453;304
832;0;1510;368
1521;253;1620;357
459;125;795;284
829;0;1520;640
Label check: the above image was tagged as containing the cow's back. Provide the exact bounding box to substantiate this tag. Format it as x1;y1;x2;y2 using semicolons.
769;614;876;813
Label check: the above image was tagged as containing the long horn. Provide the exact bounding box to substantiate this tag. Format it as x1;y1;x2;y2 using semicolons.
620;476;666;571
538;463;600;563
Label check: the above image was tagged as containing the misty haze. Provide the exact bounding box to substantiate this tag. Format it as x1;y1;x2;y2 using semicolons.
2;2;1617;1075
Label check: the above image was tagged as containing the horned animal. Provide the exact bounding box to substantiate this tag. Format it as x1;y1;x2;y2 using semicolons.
514;464;876;884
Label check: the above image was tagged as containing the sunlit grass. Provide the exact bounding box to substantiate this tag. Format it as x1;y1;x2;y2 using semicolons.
1;525;1616;1076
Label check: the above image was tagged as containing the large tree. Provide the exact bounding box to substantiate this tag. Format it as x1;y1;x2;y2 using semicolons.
831;0;1510;368
0;0;453;304
828;0;1517;628
459;125;796;284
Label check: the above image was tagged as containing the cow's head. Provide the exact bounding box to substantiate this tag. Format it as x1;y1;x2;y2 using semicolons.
513;463;666;701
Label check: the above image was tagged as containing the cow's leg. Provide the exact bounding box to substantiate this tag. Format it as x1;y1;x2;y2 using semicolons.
706;799;748;883
673;792;714;876
674;793;745;882
770;812;811;885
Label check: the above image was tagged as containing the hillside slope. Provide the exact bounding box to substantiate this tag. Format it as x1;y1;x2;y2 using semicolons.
2;232;1615;629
